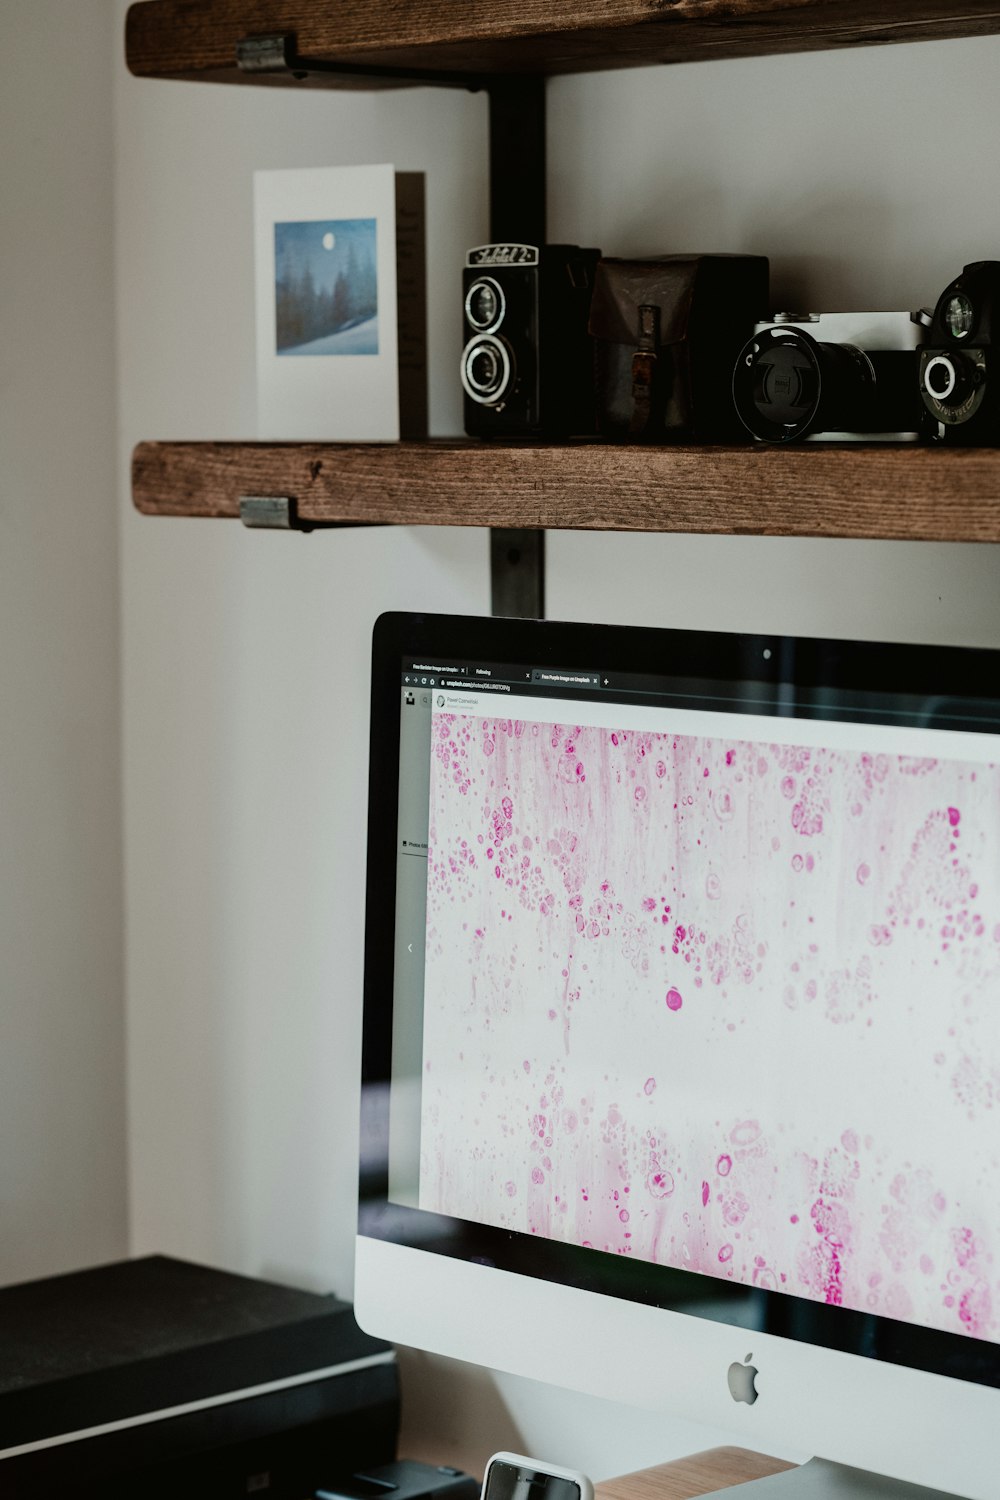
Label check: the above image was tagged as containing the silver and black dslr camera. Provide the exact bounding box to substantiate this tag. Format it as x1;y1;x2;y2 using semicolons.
918;262;1000;443
461;243;601;436
732;310;927;443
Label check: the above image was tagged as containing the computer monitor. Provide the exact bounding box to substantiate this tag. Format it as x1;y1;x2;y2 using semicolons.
356;611;1000;1500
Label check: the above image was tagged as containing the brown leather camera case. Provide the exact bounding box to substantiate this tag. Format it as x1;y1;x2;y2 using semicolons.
589;254;769;441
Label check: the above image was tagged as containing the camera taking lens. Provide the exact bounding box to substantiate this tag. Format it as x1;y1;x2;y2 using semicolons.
733;313;925;443
460;332;513;406
918;262;999;443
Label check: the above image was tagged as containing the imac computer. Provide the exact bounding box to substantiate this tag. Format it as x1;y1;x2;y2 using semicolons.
356;612;1000;1500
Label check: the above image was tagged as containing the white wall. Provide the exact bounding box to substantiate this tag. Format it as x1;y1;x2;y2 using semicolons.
114;13;1000;1483
0;0;127;1285
545;42;1000;642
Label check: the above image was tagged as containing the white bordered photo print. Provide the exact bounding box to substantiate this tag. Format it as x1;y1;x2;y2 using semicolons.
254;164;426;441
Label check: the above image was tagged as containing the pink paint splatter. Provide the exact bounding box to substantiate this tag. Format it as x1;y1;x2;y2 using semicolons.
421;713;1000;1343
646;1167;675;1199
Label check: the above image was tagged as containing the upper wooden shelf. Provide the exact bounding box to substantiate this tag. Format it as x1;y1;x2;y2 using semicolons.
132;439;1000;543
125;1;1000;87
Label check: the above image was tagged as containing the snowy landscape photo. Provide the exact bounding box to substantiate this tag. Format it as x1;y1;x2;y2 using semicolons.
274;218;378;356
254;164;403;440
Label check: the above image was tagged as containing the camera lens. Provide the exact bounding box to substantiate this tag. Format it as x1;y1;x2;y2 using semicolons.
944;292;974;340
757;345;816;414
465;276;505;333
924;354;959;402
461;333;513;406
471;346;498;388
733;327;876;443
919;347;983;425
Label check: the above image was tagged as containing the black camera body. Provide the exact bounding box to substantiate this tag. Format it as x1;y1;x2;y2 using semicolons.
461;243;600;437
918;261;1000;443
733;311;927;444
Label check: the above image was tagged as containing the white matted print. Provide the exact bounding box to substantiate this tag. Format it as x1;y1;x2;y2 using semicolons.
255;164;400;440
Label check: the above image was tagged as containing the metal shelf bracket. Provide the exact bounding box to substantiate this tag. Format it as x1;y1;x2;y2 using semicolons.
487;75;547;619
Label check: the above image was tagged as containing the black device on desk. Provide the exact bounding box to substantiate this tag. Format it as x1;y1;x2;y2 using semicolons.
0;1255;399;1499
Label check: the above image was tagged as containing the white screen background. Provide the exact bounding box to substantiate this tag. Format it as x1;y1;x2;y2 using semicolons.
419;695;1000;1342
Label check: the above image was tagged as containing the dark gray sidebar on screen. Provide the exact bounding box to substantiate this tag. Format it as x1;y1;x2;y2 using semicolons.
388;686;434;1206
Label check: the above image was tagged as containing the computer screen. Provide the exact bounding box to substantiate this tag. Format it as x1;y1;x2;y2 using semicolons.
357;612;1000;1500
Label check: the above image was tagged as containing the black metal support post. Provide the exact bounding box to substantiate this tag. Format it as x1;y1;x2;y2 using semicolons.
487;75;546;248
490;528;545;620
487;76;547;619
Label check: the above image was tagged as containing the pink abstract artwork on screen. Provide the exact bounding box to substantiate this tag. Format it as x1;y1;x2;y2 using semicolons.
419;712;1000;1342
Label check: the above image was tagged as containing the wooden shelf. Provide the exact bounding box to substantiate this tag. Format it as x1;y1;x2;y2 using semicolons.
132;439;1000;543
125;4;1000;554
126;1;1000;88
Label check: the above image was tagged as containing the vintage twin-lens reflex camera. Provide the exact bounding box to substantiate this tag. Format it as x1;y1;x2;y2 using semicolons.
918;262;1000;443
732;310;928;443
461;243;601;436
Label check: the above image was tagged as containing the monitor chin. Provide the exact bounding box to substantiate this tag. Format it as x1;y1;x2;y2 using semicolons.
355;1236;996;1500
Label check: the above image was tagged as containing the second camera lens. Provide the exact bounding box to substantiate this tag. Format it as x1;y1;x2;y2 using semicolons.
460;333;513;406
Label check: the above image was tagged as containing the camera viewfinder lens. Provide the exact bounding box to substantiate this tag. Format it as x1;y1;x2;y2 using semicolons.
471;285;498;325
465;276;505;333
944;293;974;340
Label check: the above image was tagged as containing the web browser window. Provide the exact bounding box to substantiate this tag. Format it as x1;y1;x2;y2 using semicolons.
389;650;1000;1344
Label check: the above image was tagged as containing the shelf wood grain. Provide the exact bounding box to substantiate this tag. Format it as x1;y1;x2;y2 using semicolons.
125;0;1000;87
132;440;1000;544
596;1448;795;1500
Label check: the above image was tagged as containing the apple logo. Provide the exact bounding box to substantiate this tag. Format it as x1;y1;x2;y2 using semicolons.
727;1352;760;1405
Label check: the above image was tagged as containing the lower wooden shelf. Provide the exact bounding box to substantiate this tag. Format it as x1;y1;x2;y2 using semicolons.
132;439;1000;544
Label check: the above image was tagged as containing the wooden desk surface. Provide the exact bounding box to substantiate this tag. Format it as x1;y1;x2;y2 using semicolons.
596;1448;795;1500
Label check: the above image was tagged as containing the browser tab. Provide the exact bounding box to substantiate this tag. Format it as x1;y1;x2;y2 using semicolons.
530;668;600;688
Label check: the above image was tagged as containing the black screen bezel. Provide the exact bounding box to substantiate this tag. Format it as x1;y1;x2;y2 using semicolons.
360;610;1000;1392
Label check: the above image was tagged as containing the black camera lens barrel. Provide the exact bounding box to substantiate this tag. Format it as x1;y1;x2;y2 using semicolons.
924;354;959;400
461;332;513;406
918;345;987;427
733;326;919;443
